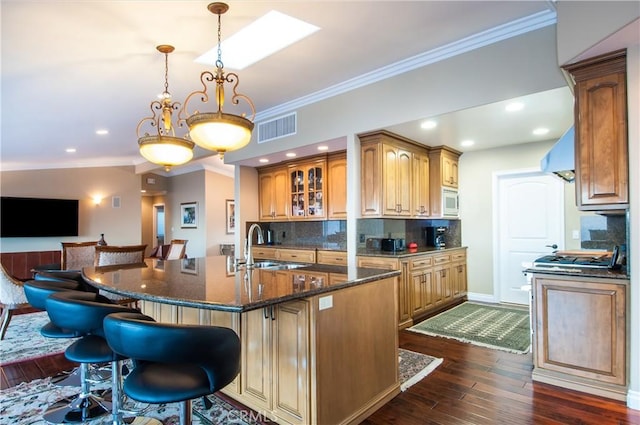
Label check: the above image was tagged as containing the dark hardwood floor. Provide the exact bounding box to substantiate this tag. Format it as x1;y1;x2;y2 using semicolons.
2;321;638;424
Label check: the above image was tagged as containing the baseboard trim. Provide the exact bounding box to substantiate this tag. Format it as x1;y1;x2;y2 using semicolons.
466;292;498;304
628;389;640;410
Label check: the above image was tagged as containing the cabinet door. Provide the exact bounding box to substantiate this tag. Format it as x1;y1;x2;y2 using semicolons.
327;154;347;219
272;301;309;425
413;152;430;216
411;268;433;315
259;172;276;220
241;307;273;410
306;164;326;219
575;70;628;209
533;276;626;386
382;145;411;216
442;153;459;188
361;143;381;216
451;261;467;298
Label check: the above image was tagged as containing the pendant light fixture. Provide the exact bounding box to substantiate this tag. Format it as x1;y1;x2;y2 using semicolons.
137;45;195;172
179;2;256;158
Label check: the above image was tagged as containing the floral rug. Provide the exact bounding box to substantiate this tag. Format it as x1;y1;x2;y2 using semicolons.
0;349;440;424
0;312;74;366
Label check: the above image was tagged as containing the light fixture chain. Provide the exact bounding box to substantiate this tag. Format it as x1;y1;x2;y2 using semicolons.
216;11;223;69
164;51;170;95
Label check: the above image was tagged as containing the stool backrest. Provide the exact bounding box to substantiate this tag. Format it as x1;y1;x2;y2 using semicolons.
95;245;147;267
61;241;98;270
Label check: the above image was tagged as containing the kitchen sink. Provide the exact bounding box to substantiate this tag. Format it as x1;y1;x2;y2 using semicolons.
242;261;308;271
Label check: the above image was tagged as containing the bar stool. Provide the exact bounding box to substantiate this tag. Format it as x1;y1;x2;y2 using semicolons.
104;311;241;425
44;291;138;424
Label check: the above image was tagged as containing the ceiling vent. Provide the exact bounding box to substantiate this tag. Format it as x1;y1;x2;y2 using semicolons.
257;112;297;143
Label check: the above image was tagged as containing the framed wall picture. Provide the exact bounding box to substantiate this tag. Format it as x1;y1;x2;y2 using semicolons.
180;202;198;228
226;199;235;234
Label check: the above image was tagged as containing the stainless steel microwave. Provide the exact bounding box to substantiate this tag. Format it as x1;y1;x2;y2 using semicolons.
442;188;459;217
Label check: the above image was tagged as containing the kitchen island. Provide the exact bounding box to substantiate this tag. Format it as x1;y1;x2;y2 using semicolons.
83;256;401;425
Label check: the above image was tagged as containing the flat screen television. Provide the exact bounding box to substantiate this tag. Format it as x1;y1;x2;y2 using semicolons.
0;197;79;237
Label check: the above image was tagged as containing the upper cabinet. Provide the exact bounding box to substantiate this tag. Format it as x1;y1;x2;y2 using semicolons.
327;151;347;219
259;167;289;221
258;153;345;222
428;146;461;217
563;49;629;212
360;130;444;218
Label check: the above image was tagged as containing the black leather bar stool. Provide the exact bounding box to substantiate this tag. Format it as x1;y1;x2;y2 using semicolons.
44;291;138;424
104;312;241;425
23;278;84;338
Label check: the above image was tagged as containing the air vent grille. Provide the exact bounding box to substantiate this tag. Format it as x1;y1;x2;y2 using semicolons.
257;112;297;143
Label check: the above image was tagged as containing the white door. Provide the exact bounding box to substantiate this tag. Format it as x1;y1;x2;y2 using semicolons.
495;172;564;305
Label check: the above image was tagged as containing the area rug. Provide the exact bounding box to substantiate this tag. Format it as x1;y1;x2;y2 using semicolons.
0;312;74;366
398;348;442;391
408;302;531;354
0;349;440;424
0;377;260;425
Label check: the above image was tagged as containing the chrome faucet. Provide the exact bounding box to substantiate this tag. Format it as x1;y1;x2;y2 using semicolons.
244;223;264;268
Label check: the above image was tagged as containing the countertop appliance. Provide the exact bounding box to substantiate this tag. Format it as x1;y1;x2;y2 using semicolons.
425;226;447;249
381;238;405;252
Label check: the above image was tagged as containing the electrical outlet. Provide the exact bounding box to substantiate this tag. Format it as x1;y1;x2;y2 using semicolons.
572;230;580;240
282;231;286;239
359;233;365;243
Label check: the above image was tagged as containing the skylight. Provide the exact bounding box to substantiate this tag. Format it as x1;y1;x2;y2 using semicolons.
196;10;320;70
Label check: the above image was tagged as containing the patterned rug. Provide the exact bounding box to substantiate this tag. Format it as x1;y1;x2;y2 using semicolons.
0;312;74;366
408;302;531;354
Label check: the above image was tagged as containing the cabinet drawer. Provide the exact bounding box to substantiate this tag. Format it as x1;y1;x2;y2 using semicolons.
277;249;316;263
252;247;278;260
433;254;451;265
356;256;399;270
410;255;433;270
451;250;466;261
317;250;347;266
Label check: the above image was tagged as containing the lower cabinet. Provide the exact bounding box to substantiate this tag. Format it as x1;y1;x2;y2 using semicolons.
358;247;467;329
242;301;310;425
531;273;628;401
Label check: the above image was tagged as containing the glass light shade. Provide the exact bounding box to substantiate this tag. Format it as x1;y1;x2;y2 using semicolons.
139;136;194;170
186;112;254;153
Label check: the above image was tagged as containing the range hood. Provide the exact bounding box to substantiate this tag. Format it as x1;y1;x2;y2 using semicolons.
540;126;575;182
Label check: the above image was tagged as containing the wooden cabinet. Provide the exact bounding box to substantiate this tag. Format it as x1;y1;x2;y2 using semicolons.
428;146;461;217
531;273;628;401
316;250;347;266
327;151;347;219
242;300;310;424
252;247;316;264
289;158;327;220
563;50;628;211
259;168;289;221
358;248;467;329
412;151;430;217
360;130;432;218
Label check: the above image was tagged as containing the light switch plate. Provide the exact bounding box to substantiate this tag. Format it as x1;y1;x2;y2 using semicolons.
319;295;333;310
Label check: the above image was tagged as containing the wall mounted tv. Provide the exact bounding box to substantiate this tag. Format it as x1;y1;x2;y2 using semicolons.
1;197;79;237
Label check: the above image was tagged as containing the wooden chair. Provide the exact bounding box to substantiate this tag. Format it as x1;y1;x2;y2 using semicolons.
0;263;30;339
94;245;147;307
61;241;99;270
94;245;147;267
164;239;188;260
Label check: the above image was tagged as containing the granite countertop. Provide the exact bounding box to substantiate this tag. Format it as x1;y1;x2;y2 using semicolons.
356;246;467;258
82;256;399;312
524;265;629;280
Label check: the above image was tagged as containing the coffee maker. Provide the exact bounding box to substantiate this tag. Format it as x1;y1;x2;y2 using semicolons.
425;226;447;249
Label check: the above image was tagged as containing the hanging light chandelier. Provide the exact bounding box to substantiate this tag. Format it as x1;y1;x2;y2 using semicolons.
137;45;195;172
179;2;256;158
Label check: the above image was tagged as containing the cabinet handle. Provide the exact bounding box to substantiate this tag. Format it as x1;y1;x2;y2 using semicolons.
270;305;276;320
263;307;269;319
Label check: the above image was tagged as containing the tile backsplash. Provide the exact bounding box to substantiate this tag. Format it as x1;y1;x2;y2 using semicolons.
357;218;462;248
580;214;627;251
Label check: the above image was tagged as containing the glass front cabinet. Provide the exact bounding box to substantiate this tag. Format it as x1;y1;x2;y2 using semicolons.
289;159;326;220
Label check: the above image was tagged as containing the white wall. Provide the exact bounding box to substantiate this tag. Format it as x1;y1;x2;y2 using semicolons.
204;169;235;256
0;166;142;252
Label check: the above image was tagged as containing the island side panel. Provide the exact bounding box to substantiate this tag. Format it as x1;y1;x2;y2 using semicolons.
311;276;399;425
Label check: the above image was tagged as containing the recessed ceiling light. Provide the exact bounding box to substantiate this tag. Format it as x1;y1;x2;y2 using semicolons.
533;127;549;135
420;120;437;130
286;152;297;158
317;145;329;151
196;10;320;70
259;158;269;163
66;148;76;153
96;129;109;135
460;140;475;147
505;102;524;112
